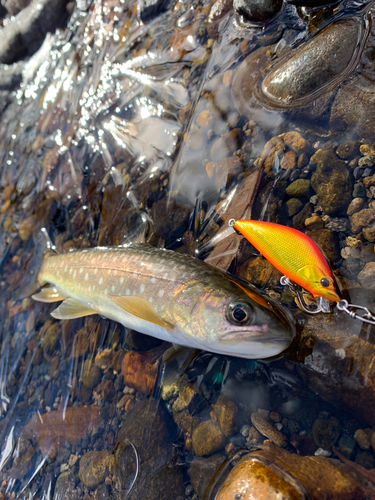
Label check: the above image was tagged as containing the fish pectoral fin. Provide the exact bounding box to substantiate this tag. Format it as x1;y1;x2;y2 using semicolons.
50;298;98;320
110;295;173;330
32;286;68;303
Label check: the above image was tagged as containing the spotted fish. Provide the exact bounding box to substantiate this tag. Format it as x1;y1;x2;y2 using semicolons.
32;244;295;359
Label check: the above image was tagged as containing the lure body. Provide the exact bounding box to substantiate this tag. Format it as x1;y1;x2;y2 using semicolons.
233;220;340;302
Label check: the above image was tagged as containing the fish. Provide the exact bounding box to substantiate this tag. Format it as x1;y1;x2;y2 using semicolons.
31;243;295;359
232;220;340;302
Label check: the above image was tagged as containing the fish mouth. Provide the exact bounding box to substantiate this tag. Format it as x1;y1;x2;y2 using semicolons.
220;328;293;343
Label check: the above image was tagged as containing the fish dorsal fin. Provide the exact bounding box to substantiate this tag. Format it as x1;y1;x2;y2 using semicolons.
110;295;173;330
32;286;68;303
50;298;98;320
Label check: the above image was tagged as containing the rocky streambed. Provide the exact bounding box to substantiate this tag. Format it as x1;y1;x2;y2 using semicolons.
0;0;375;498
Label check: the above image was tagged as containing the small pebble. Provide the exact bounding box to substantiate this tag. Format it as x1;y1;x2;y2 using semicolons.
314;448;331;457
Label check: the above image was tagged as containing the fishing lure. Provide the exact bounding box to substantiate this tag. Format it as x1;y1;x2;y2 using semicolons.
229;219;375;326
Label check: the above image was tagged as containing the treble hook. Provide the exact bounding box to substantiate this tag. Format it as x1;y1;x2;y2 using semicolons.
281;276;375;325
280;276;330;314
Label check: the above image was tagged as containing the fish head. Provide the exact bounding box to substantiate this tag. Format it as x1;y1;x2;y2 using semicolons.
296;265;340;302
173;277;295;359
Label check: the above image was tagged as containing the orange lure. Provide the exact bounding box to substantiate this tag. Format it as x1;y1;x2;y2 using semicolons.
233;220;340;303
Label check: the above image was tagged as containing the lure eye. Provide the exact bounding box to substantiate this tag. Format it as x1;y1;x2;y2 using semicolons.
320;277;331;288
227;302;253;325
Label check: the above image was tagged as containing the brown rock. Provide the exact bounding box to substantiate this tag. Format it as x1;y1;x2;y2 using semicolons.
79;450;110;489
24;406;101;455
363;224;375;243
350;208;375;234
81;359;101;388
192;420;225;456
121;350;157;394
305;228;340;262
251;412;287;447
347;198;365;216
238;255;282;288
280;150;297;170
312;417;340;450
310;149;352;215
336;141;360;160
363;174;375;188
210;129;242;162
358;262;375;290
215;442;375;500
283;132;310;154
354;429;371;450
212;395;238;437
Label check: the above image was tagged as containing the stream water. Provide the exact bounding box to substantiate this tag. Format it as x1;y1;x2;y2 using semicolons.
0;0;375;497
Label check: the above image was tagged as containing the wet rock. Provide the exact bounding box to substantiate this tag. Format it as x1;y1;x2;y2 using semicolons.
331;75;375;138
212;395;238;437
337;433;357;460
285;178;312;198
305;215;324;230
10;437;35;478
210;129;242;163
4;0;31;15
41;322;60;356
290;434;318;456
312;416;341;450
358;262;375;290
286;198;303;217
356;451;375;470
347;198;365;216
238;255;282;288
233;0;283;23
161;373;189;401
216;442;375;500
336;141;360;160
258;18;365;109
280;150;297;170
305;229;339;262
116;399;184;500
292;202;314;229
363;173;375;188
350;208;375;234
81;359;101;388
79;450;110;489
192;420;225;456
363;224;375;242
354;429;371;450
0;0;70;64
54;472;76;500
353;183;366;198
188;454;226;499
24;406;101;455
121;350;157;395
138;0;169;22
311;149;352;215
283;131;310;155
251;412;287;447
172;383;199;412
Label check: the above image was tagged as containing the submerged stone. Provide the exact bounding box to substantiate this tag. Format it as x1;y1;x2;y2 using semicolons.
257;17;366;109
233;0;283;23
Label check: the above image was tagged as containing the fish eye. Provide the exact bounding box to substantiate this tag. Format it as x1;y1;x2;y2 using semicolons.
320;277;331;288
227;302;253;325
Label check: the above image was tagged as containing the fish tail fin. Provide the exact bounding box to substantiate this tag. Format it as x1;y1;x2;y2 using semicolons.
20;227;57;298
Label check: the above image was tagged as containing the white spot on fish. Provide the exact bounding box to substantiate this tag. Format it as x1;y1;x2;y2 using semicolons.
99;277;103;285
69;268;72;275
85;273;88;281
126;289;130;295
111;285;115;292
139;283;145;293
151;277;156;284
119;277;124;285
79;268;83;274
158;289;164;298
149;297;153;303
104;288;108;295
113;270;117;276
132;273;138;279
73;270;76;278
94;268;98;275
